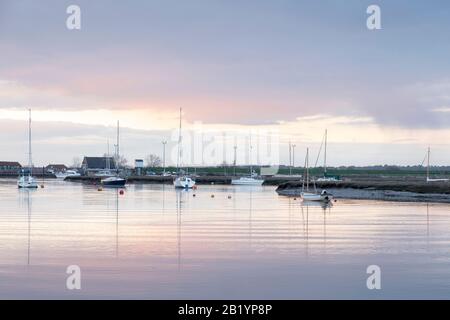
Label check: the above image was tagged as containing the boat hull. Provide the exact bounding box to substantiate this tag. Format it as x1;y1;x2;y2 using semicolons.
427;178;449;182
301;192;333;202
231;178;264;186
101;177;126;187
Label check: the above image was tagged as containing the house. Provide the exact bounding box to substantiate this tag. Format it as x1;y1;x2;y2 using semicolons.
0;161;22;175
45;164;68;173
81;157;116;176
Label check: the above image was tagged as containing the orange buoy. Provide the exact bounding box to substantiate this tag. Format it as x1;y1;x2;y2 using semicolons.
119;190;124;195
193;185;197;190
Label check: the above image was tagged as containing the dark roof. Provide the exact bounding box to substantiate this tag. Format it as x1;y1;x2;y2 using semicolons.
46;164;68;170
0;161;21;167
82;157;117;169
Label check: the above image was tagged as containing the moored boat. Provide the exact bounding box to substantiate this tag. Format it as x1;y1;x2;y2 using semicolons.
174;176;196;188
300;148;332;202
18;109;38;189
101;176;126;187
231;176;264;186
173;108;196;189
101;121;127;188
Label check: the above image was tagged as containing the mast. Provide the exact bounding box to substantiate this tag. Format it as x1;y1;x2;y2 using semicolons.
324;129;328;175
106;138;110;171
176;108;182;174
427;146;430;181
289;141;292;175
116;121;119;174
249;134;253;176
306;148;310;192
302;149;307;192
28;109;32;176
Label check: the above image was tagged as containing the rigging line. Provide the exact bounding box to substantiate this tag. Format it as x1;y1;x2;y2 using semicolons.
314;131;326;168
420;151;428;167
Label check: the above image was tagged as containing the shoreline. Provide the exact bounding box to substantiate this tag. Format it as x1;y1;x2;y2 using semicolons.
62;175;302;185
276;179;450;203
276;187;450;204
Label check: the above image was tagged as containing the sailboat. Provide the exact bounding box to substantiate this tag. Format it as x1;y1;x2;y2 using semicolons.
174;108;196;189
18;109;38;189
425;147;449;183
96;139;114;177
316;129;340;182
301;148;332;202
101;121;126;187
231;136;264;186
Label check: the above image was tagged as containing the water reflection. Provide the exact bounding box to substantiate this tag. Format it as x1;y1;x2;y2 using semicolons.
176;189;182;270
18;189;35;266
300;201;333;257
2;180;450;299
115;189;119;257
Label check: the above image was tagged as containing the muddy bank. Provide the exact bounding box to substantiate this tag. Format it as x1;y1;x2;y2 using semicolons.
276;179;450;203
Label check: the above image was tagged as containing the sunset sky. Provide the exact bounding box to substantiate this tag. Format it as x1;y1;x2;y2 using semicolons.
1;0;449;166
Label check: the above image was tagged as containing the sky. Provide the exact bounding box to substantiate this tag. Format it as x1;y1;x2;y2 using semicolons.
0;0;449;167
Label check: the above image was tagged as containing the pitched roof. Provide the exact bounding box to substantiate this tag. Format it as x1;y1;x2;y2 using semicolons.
46;164;68;170
0;161;21;167
82;157;117;169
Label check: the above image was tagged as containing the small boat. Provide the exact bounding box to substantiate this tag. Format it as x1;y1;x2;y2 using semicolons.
425;147;449;182
95;170;114;177
173;108;196;189
300;148;332;202
231;176;264;186
101;176;126;187
101;121;126;187
301;190;332;202
231;136;264;186
174;176;196;188
18;173;38;189
18;109;38;189
55;170;81;179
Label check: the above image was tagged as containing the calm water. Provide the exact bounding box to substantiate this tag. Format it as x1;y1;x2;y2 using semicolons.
0;178;450;299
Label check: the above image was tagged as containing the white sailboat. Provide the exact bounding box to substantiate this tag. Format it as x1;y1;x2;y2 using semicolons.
174;108;196;189
55;170;81;179
231;136;264;186
101;121;126;187
316;129;340;182
301;148;332;202
18;109;38;189
425;147;449;183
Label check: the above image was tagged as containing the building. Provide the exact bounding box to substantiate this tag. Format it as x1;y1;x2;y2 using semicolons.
81;157;116;176
45;164;68;174
0;161;22;176
135;159;144;176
